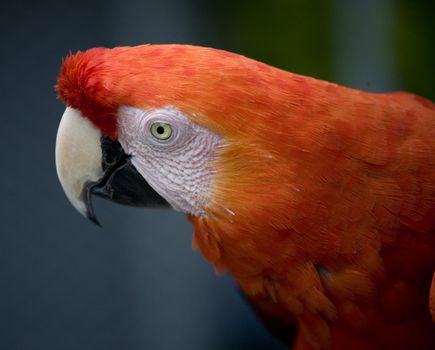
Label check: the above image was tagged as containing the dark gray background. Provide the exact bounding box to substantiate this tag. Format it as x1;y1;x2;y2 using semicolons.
0;0;410;349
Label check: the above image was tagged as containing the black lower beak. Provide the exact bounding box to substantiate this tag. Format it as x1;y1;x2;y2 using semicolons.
84;136;169;226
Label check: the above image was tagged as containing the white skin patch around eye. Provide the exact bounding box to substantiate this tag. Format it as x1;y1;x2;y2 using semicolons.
117;106;222;216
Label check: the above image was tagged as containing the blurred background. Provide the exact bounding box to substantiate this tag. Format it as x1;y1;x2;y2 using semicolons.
0;0;433;349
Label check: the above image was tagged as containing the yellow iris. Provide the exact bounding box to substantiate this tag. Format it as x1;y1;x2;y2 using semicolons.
150;122;173;141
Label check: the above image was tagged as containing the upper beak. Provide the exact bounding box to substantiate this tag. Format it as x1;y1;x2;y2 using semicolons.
55;107;169;226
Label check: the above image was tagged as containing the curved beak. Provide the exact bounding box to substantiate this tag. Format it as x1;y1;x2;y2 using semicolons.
55;107;169;226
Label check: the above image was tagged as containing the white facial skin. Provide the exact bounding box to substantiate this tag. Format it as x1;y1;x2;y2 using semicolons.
117;106;222;216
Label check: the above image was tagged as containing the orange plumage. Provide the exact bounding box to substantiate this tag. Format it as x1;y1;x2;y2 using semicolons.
57;45;435;349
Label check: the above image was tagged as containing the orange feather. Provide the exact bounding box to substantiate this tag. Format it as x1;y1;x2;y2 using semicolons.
57;45;435;349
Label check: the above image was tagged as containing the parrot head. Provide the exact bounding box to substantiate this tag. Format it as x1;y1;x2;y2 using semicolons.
55;44;435;349
55;44;304;228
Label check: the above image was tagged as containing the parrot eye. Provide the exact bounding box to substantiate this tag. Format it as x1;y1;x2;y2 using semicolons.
150;122;173;141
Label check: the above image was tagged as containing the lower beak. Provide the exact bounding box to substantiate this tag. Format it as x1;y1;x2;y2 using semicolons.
84;136;169;225
55;107;169;226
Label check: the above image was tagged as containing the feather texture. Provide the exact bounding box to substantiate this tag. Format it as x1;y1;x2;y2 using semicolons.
57;45;435;349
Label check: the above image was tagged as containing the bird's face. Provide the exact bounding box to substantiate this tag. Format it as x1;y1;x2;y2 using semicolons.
56;103;221;223
55;44;299;226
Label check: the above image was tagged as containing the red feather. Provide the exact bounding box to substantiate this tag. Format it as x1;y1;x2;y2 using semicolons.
57;45;435;349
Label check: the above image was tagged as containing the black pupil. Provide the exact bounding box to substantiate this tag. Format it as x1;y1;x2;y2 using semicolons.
156;126;165;135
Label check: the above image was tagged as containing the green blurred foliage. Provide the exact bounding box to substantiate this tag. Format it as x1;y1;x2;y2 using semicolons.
215;0;333;81
394;0;435;100
213;0;433;101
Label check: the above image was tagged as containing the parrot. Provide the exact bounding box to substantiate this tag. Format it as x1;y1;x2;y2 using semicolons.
54;44;435;350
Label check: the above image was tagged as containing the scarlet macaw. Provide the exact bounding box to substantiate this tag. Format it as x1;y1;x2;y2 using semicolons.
55;45;435;349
